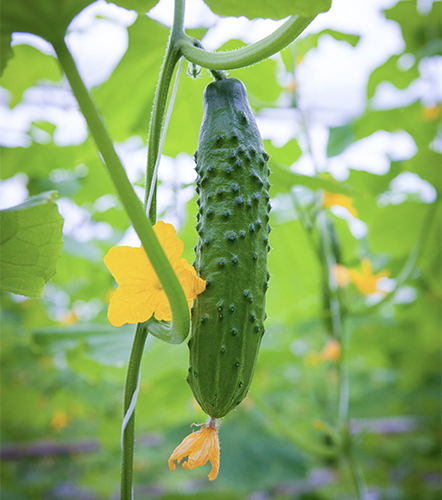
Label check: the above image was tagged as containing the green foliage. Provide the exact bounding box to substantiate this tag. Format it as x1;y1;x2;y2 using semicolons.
1;45;61;107
0;192;63;297
0;0;93;44
203;0;331;20
105;0;159;13
0;0;441;499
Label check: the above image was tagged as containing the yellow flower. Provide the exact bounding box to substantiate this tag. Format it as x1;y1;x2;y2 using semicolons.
321;338;341;362
51;410;68;431
305;351;322;367
104;221;206;327
169;420;221;481
422;105;441;121
348;259;390;295
332;264;350;287
323;192;358;218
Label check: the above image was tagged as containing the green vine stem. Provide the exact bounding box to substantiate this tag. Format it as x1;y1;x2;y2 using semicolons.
52;37;191;500
120;324;149;499
178;14;315;70
144;0;185;220
52;38;190;342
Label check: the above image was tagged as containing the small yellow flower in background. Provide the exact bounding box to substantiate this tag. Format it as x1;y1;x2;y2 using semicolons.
332;264;351;287
348;258;390;295
421;104;441;121
51;410;68;431
305;351;322;367
104;221;206;327
321;338;341;362
59;310;78;325
313;419;327;432
323;191;358;218
169;418;221;481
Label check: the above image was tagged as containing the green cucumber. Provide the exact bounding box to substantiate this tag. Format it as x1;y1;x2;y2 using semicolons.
187;77;271;418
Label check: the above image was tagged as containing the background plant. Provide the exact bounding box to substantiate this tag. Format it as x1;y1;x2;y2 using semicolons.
0;0;441;499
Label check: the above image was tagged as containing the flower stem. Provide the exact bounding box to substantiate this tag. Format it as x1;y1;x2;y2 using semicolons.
178;15;315;70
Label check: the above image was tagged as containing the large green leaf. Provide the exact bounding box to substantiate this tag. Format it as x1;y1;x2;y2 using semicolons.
1;44;62;107
105;0;159;13
0;191;63;297
384;0;441;58
93;15;169;142
203;0;331;20
1;0;93;43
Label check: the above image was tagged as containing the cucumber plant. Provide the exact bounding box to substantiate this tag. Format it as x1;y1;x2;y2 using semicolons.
188;77;271;418
39;0;328;495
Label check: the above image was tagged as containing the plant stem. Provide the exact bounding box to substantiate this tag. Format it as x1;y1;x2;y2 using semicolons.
178;15;315;70
145;0;185;221
52;38;190;342
120;324;149;500
53;37;192;499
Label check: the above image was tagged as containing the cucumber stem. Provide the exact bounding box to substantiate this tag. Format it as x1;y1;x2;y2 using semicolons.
178;15;315;70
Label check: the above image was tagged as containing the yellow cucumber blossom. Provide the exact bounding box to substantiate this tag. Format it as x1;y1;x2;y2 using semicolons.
321;338;341;362
348;258;390;295
104;221;206;327
323;191;358;218
169;418;221;481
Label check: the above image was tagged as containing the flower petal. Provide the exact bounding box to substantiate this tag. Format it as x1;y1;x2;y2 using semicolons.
169;424;220;481
154;221;184;264
107;285;157;326
104;246;152;285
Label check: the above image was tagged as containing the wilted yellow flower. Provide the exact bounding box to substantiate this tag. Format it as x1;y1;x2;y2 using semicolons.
323;192;358;218
348;259;390;295
169;420;220;481
321;338;341;362
104;221;206;327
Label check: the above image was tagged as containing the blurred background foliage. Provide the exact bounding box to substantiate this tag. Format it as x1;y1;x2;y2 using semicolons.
0;0;441;498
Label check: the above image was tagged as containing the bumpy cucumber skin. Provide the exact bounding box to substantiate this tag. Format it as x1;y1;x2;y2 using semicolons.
187;78;271;418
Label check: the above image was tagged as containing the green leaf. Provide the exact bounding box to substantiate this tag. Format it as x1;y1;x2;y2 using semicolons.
367;55;419;100
202;0;331;20
105;0;159;13
1;0;93;43
327;124;355;157
319;29;360;47
359;201;428;259
1;44;61;107
1;31;13;76
33;323;135;365
270;161;353;195
346;163;401;198
93;15;169;142
0;191;63;297
384;0;441;58
288;29;360;63
265;139;302;166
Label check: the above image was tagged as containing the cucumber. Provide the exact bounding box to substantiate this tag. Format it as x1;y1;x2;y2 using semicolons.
187;77;271;418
